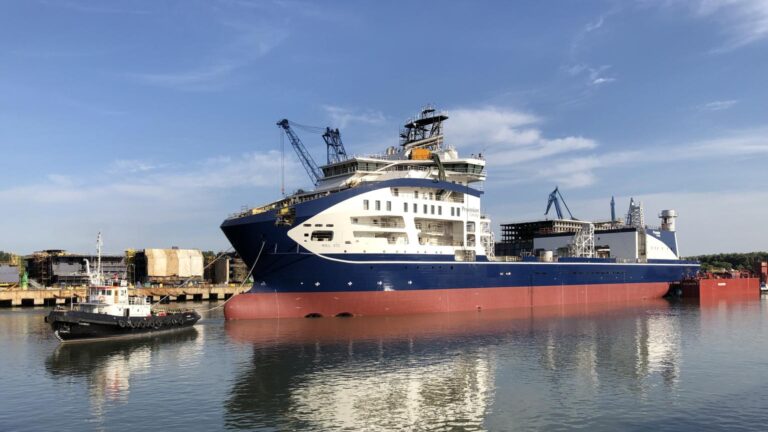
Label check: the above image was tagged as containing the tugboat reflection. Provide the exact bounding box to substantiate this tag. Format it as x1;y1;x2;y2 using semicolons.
45;329;199;415
224;300;682;430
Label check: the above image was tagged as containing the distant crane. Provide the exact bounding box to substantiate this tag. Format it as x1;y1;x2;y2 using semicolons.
277;119;349;186
545;187;576;220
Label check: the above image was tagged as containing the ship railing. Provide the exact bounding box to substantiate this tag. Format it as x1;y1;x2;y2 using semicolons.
353;220;406;228
493;256;522;262
373;222;405;228
359;153;409;161
418;240;457;247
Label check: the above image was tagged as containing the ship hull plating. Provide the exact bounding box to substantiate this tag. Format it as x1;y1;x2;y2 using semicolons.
224;282;673;319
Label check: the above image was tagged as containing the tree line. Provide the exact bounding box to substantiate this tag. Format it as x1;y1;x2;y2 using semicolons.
686;252;768;272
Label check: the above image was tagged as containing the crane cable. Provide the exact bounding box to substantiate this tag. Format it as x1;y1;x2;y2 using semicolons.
199;240;266;313
287;120;326;134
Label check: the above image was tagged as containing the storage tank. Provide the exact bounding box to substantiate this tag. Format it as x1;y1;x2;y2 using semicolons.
540;250;554;262
166;249;180;277
145;249;167;277
178;249;191;277
190;251;203;277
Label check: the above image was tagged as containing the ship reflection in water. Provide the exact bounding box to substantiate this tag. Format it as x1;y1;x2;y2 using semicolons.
45;329;200;420
224;300;682;431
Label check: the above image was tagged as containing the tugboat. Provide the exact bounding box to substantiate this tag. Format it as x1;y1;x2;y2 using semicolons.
45;234;201;342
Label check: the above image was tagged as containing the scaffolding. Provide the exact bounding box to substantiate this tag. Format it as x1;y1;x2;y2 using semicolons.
569;223;595;258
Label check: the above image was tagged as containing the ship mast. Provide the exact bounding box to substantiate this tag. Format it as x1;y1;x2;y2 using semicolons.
400;106;448;151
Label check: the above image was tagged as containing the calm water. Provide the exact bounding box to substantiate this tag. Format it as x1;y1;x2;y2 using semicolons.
1;297;767;431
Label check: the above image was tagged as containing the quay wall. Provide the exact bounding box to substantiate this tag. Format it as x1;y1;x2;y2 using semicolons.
0;285;243;307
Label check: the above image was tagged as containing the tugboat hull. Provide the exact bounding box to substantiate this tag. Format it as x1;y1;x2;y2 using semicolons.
46;309;201;342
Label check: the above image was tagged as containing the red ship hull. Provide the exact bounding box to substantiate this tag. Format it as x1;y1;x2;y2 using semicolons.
224;282;672;320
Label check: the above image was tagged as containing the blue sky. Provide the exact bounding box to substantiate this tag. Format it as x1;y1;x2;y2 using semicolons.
1;0;767;255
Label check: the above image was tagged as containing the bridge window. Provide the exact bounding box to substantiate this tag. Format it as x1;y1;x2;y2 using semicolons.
311;231;334;241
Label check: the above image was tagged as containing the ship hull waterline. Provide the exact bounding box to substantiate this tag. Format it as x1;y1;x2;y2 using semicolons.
224;282;673;320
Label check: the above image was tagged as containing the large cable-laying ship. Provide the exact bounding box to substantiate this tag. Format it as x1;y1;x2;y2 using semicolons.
221;107;698;319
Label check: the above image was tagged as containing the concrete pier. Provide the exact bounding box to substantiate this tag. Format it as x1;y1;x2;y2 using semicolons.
0;285;244;307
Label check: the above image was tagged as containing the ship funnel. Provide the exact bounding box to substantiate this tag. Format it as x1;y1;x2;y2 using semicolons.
660;209;677;232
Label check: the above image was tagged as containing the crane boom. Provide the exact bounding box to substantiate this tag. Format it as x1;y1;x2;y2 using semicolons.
545;187;576;220
277;119;322;185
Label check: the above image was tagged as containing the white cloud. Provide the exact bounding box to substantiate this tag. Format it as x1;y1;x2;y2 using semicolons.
698;100;738;111
564;63;617;87
130;22;287;90
591;77;616;85
585;16;605;32
108;159;165;174
445;106;598;188
323;105;387;128
489;137;597;166
538;157;601;188
686;130;768;156
130;64;239;89
468;112;768;191
446;106;541;147
659;0;768;51
0;151;302;253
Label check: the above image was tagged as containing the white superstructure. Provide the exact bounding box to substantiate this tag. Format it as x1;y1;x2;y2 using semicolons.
249;107;495;261
78;233;151;318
